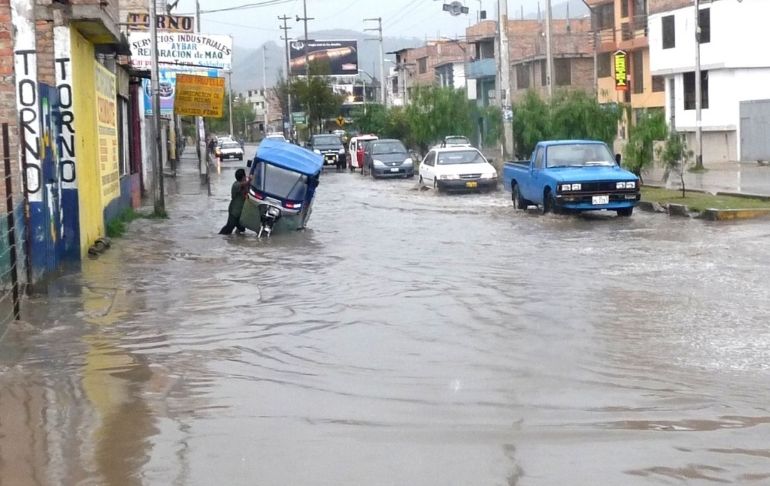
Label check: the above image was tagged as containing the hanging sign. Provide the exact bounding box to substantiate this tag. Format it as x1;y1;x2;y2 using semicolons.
614;50;628;92
174;74;225;117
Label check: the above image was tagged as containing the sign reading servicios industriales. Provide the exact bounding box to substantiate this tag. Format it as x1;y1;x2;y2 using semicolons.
128;32;232;72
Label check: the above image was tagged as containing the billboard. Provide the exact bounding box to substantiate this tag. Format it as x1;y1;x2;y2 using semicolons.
289;40;358;76
129;32;232;72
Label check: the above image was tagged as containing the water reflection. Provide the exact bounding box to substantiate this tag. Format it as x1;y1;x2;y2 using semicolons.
0;160;769;485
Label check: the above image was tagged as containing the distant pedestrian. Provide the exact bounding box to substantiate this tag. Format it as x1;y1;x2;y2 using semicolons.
207;137;217;156
219;168;251;235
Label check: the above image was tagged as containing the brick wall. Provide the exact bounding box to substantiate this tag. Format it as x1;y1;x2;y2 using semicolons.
36;19;54;85
508;19;594;64
403;41;467;87
648;0;691;15
0;0;20;201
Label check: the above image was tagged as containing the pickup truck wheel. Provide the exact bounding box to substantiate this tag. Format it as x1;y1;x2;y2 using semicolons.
543;190;559;214
512;183;526;210
617;207;634;217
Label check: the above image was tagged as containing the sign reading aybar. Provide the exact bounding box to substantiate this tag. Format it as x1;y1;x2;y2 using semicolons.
128;32;232;71
174;74;225;117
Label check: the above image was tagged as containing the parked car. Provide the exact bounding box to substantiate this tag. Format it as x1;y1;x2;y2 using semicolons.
418;147;497;192
308;134;345;168
364;139;414;178
216;140;244;160
502;140;640;216
347;134;378;172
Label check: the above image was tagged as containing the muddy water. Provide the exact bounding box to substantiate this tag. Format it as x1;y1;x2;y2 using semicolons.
2;156;770;485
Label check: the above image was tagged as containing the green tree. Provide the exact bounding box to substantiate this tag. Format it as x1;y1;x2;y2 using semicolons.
511;90;550;158
512;90;622;159
473;105;502;149
205;92;256;139
656;130;693;197
352;104;388;135
290;61;345;133
622;109;667;181
404;86;475;152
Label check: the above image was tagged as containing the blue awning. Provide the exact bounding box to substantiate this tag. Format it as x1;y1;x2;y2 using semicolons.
255;139;323;177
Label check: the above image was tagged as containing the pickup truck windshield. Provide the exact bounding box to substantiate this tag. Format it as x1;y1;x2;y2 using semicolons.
373;141;406;155
438;150;485;165
546;144;615;168
312;135;341;145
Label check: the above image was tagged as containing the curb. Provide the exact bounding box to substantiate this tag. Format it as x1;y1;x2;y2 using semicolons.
702;208;770;221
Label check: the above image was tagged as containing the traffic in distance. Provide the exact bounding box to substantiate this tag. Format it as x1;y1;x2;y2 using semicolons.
216;131;642;227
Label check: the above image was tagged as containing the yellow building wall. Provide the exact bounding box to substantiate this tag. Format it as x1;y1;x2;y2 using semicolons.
630;49;665;109
71;27;104;257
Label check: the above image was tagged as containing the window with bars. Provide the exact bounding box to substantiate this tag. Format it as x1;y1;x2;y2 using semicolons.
417;57;427;74
516;64;530;90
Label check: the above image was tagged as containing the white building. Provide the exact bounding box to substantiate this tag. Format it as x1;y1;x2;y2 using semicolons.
435;60;466;91
649;0;770;163
243;89;267;118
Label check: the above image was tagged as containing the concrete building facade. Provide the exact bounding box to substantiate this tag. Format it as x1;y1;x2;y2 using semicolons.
648;0;770;163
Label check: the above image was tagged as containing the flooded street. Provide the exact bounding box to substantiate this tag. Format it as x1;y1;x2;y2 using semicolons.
2;152;770;485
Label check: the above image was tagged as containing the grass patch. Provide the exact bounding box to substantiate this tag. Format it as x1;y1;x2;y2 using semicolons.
106;208;168;238
641;187;770;212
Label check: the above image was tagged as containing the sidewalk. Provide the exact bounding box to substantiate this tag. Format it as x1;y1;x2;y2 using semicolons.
643;160;770;197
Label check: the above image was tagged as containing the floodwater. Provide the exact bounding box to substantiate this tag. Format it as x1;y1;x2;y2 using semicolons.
2;152;770;485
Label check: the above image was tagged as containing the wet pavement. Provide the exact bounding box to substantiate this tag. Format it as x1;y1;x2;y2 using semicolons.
645;161;770;197
2;147;770;485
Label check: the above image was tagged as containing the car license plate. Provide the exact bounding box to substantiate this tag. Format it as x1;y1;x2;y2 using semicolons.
390;168;399;172
592;195;609;205
465;181;478;188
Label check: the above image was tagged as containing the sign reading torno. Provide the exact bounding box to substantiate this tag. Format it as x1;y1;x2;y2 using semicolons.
126;13;195;32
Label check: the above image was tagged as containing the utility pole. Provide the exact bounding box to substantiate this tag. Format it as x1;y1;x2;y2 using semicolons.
149;0;165;214
228;71;234;136
262;46;269;133
195;0;203;180
497;0;513;157
694;0;703;170
279;15;292;139
364;17;386;105
296;0;313;76
544;0;554;97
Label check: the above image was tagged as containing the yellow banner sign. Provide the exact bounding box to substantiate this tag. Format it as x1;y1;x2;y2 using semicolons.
174;74;225;117
614;50;628;92
95;62;120;204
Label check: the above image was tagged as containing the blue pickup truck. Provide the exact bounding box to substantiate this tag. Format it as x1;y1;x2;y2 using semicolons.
502;140;641;216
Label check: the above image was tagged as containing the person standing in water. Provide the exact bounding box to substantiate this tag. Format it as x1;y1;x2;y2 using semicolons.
219;168;251;234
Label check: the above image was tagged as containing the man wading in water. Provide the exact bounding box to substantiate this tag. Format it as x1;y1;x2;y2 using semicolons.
219;168;251;235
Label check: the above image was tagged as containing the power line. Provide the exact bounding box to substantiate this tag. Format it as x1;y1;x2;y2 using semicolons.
178;0;294;15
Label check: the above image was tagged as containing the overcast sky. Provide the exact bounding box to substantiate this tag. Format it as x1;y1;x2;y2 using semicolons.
173;0;552;48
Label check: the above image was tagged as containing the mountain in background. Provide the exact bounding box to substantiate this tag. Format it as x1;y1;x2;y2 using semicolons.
231;2;589;93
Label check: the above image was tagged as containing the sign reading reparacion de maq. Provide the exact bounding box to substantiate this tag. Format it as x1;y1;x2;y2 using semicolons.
128;32;233;72
289;40;358;76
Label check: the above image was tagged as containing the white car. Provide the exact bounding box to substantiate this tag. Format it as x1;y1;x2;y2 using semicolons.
418;147;498;192
216;140;244;160
265;133;287;142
